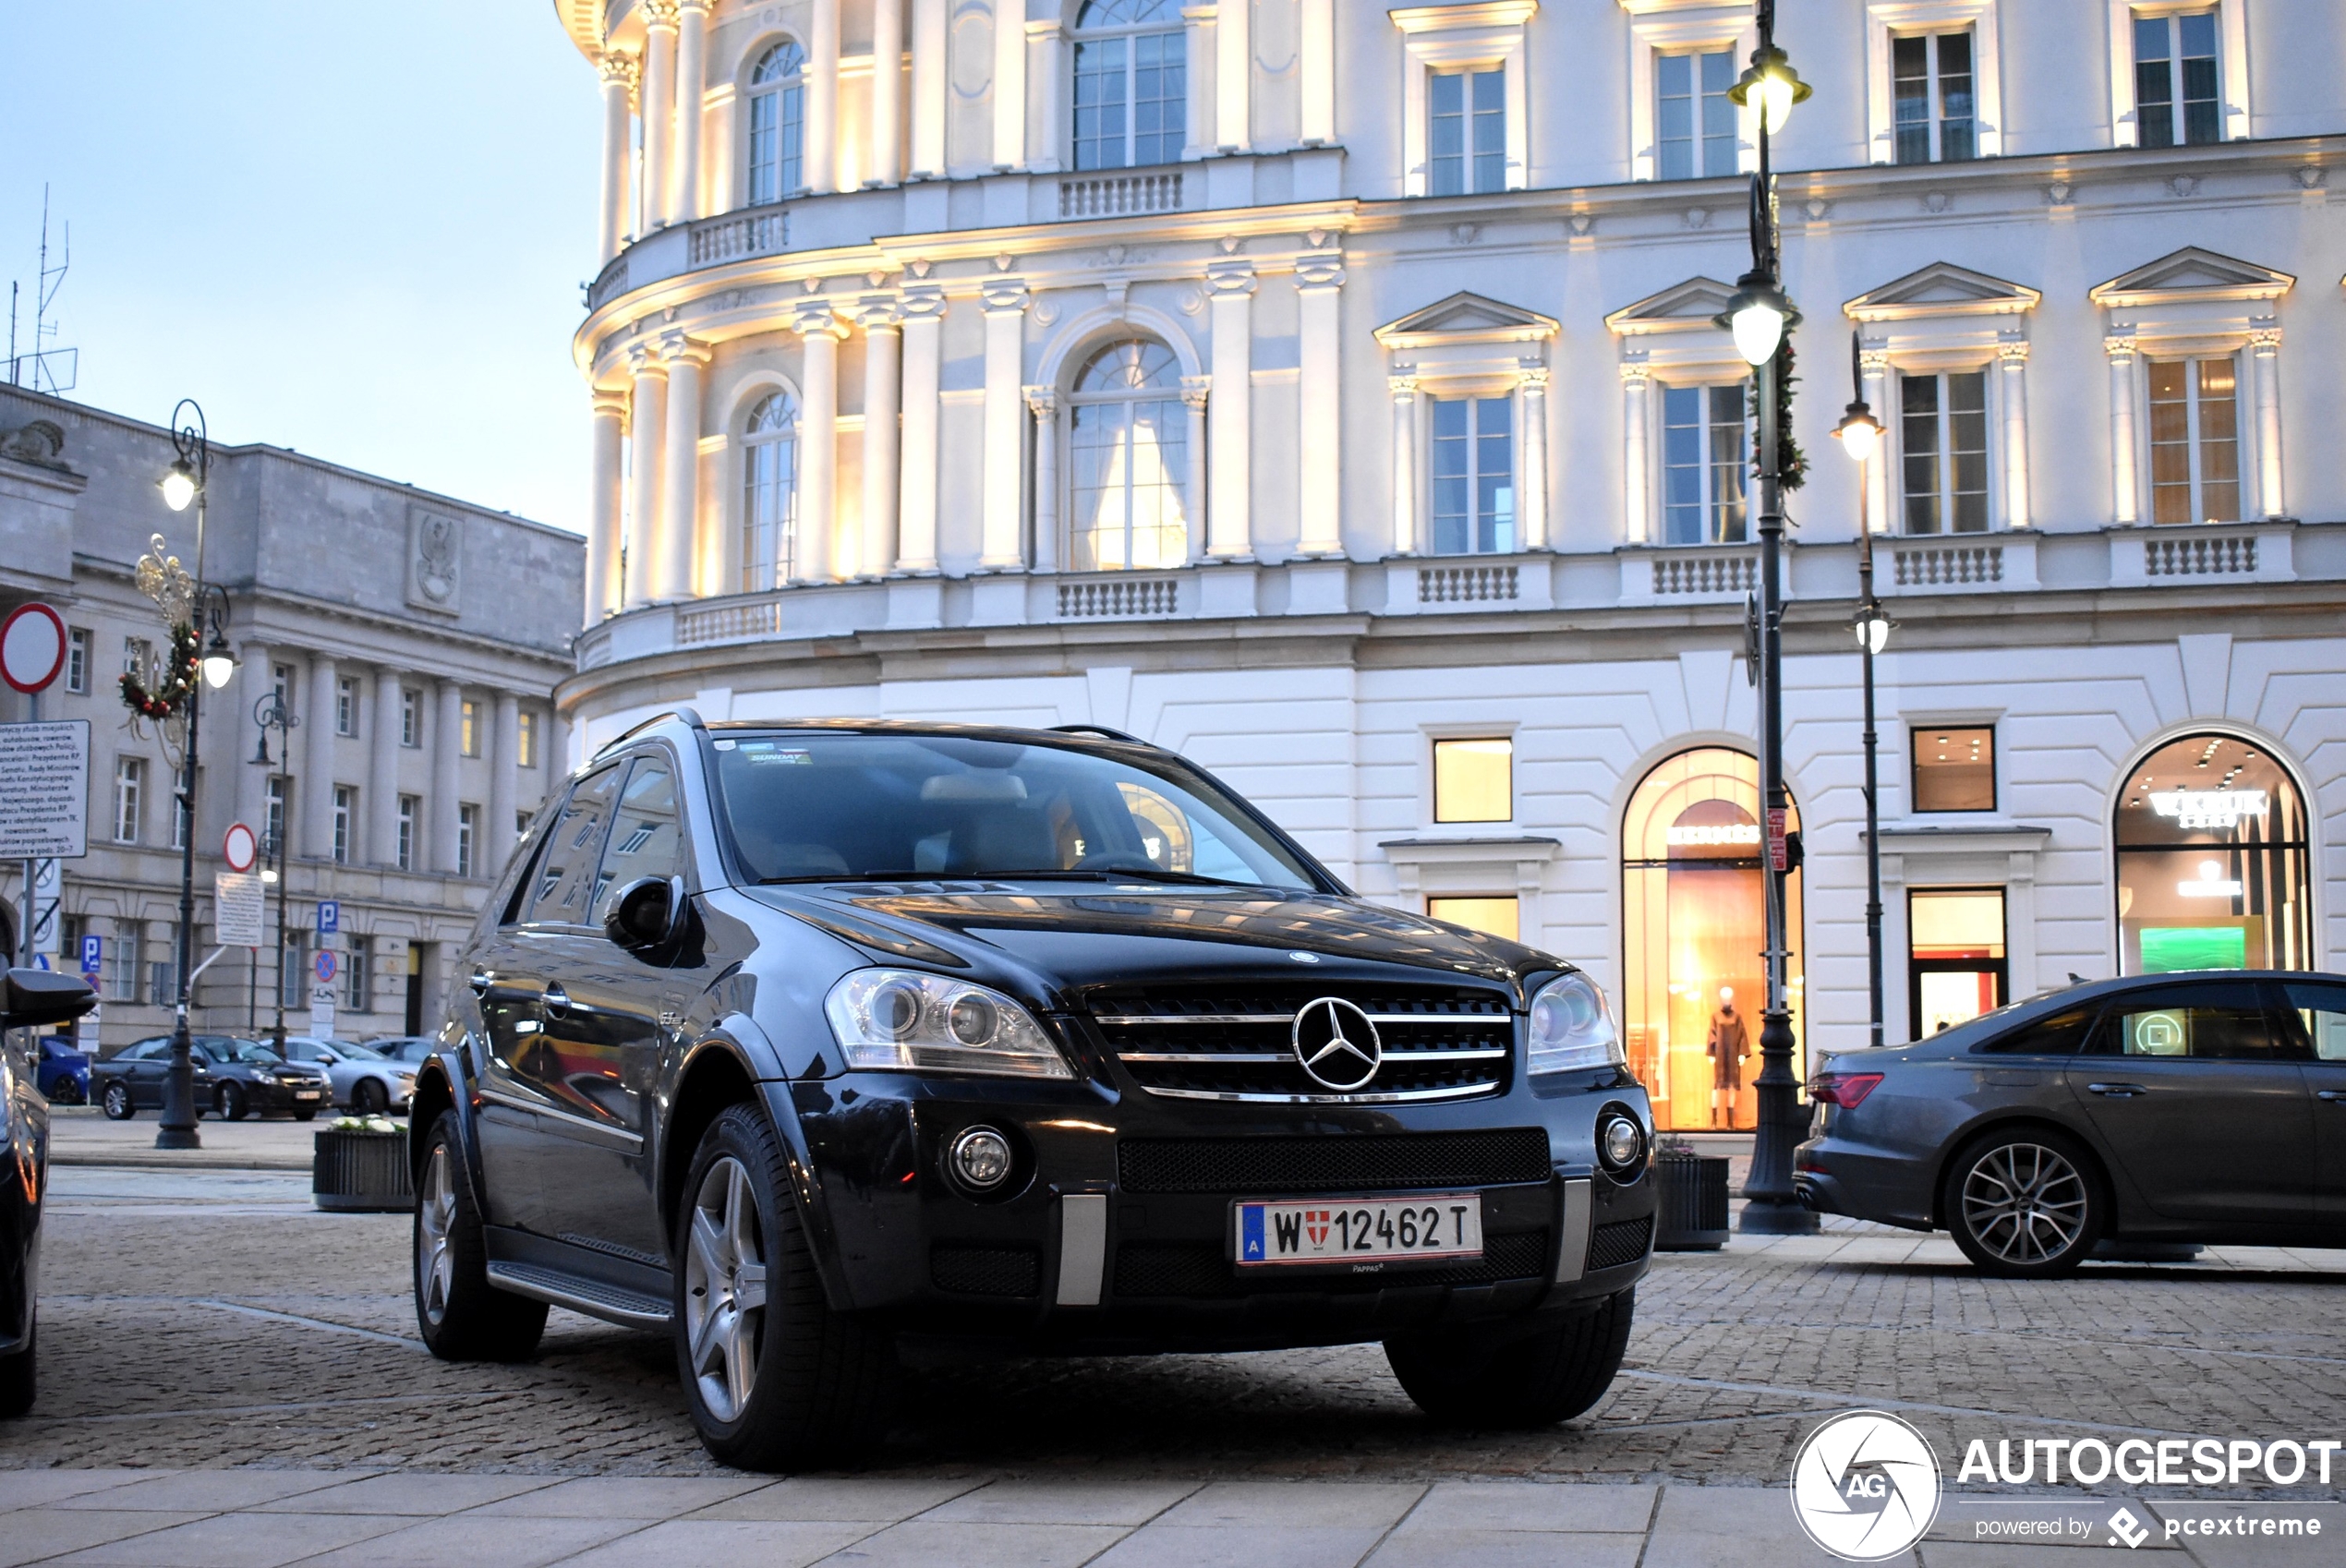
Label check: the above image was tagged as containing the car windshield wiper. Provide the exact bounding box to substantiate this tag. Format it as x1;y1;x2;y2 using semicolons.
758;867;1283;890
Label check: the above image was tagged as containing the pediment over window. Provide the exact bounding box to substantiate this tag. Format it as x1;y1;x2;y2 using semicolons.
2089;247;2296;308
1373;292;1559;352
1844;262;2040;322
1603;277;1738;336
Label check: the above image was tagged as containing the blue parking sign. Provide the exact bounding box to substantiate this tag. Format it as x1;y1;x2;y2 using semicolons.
317;899;340;935
79;934;103;974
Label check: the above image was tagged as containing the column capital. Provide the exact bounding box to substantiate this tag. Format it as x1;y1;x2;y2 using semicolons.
900;283;949;320
1295;254;1346;290
1388;369;1420;399
981;278;1030;314
592;388;631;417
1205;259;1258;295
854;294;905;331
791;296;848;340
656;330;710;367
675;0;707;13
2249;314;2281;353
1996;328;2030;363
1517;361;1550;391
626;339;670;376
1180;374;1212;411
597;50;639;88
2103;329;2138;362
641;0;681;29
1023;385;1059;418
1616;352;1651;384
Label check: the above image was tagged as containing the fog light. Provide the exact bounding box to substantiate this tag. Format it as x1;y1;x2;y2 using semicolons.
948;1126;1013;1193
1598;1113;1646;1176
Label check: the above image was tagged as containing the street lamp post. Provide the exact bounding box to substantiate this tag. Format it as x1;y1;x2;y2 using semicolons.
1721;0;1816;1233
1834;331;1892;1052
250;688;299;1052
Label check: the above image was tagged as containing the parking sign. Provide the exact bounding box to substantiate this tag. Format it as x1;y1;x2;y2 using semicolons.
79;933;102;975
317;899;340;935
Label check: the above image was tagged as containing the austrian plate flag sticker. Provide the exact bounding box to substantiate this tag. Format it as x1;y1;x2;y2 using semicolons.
1240;1205;1265;1262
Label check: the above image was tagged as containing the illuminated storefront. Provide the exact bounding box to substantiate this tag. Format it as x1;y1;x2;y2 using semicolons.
2115;732;2312;972
1908;887;2006;1038
1623;749;1803;1132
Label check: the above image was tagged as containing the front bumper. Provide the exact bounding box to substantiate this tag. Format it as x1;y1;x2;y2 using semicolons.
777;1069;1656;1353
250;1078;332;1112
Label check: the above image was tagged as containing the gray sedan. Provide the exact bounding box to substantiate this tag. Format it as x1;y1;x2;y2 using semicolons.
277;1037;417;1115
1796;971;2346;1277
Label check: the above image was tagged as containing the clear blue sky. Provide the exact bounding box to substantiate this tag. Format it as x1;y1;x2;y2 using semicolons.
0;1;599;533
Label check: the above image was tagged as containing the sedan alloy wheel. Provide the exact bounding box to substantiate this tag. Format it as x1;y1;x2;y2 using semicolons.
1950;1133;2099;1277
683;1155;768;1424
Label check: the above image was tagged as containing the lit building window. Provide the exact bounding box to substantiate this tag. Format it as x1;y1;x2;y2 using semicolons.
1429;395;1514;556
336;676;357;736
1899;370;1990;536
1072;0;1186;172
742;390;802;590
458;803;479;879
1428;896;1518;941
746;40;807;203
2134;9;2221;148
1892;30;1976;163
1656;49;1736;180
2147;356;2241;525
1068;339;1190;573
461;699;481;757
518;711;539;768
66;627;88;693
1909;887;2006;1040
1660;383;1747;545
344;935;371;1012
1912;725;1995;812
333;786;356;865
400;688;420;747
1433;738;1512;824
2115;732;2310;973
1429;66;1506;196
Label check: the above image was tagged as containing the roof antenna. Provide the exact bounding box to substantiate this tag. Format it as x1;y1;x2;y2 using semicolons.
9;186;76;392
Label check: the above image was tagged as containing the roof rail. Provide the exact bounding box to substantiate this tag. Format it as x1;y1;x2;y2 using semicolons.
1049;723;1153;746
593;706;706;760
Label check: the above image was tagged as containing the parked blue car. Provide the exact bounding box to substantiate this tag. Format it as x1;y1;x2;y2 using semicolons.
33;1035;87;1106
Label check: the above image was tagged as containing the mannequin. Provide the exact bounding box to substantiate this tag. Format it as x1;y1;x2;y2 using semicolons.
1707;984;1748;1128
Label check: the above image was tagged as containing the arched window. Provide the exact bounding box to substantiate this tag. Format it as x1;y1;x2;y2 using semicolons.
1068;340;1189;572
2115;732;2312;972
746;40;807;205
741;391;800;590
1072;0;1186;171
1621;748;1804;1131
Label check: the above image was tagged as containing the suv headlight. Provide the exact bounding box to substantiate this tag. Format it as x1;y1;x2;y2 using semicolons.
824;970;1073;1080
1526;972;1625;1076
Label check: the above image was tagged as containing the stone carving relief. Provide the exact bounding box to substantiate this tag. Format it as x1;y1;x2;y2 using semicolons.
407;505;463;614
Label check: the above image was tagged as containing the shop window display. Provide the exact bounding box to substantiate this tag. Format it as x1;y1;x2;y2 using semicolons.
1908;887;2006;1040
2115;733;2310;973
1623;748;1803;1131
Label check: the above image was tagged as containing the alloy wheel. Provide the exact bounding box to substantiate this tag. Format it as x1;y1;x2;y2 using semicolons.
683;1155;768;1424
1960;1142;2089;1265
417;1144;457;1326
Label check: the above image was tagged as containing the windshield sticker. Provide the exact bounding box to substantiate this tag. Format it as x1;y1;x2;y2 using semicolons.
738;742;814;766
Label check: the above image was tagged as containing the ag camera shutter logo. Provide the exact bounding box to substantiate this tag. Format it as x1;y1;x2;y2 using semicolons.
1790;1410;1943;1561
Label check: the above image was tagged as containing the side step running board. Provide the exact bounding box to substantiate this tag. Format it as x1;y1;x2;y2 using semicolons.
486;1261;672;1328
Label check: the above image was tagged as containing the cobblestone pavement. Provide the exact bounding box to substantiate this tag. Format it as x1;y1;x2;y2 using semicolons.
5;1167;2345;1564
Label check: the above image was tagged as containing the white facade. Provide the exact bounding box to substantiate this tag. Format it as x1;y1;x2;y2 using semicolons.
553;0;2346;1108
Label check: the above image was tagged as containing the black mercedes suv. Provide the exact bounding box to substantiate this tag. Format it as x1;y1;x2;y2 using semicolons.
409;715;1654;1468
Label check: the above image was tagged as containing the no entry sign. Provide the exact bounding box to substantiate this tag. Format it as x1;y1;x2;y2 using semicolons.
1;603;67;694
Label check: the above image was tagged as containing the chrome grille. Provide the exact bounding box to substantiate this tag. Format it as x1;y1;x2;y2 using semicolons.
1086;984;1515;1104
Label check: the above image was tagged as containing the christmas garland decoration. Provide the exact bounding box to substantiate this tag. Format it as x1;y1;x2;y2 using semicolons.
121;621;200;721
1750;341;1809;497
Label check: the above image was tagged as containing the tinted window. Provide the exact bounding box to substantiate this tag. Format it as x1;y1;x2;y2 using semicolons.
525;766;626;924
592;754;690;925
123;1039;166;1060
2280;983;2346;1062
1977;1004;2098;1055
2088;983;2298;1061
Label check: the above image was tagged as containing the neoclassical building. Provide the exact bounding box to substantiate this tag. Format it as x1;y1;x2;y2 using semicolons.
553;0;2346;1130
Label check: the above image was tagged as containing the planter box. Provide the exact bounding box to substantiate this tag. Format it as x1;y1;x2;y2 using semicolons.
313;1129;413;1213
1653;1151;1731;1250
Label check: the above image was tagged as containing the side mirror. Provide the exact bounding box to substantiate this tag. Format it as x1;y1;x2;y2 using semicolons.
604;875;685;955
4;969;97;1032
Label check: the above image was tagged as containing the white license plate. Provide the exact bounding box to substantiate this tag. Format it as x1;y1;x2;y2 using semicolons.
294;1090;321;1099
1234;1194;1483;1268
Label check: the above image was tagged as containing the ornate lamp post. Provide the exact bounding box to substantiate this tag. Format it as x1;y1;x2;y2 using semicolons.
1833;331;1892;1051
249;686;300;1051
1719;0;1817;1233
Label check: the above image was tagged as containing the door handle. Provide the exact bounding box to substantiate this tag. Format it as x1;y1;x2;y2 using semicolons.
2317;1091;2346;1103
469;971;492;997
2086;1082;2149;1098
542;983;571;1020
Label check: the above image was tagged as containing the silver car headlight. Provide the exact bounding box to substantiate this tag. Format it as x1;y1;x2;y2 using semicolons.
823;970;1073;1080
1526;972;1625;1076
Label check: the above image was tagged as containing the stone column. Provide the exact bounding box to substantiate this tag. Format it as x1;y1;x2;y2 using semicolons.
1619;356;1651;545
302;656;336;861
490;693;520;863
793;296;846;581
1296;252;1344;556
1300;0;1334;145
671;1;708;223
870;0;903;185
547;711;573;789
1181;7;1215;160
993;0;1027;169
1206;261;1255;558
657;334;707;600
896;283;946;571
639;2;678;228
807;0;840;194
2105;332;2138;525
856;296;904;577
597;53;638;260
1518;362;1549;551
980;278;1030;567
2251;318;2283;518
910;0;947;178
369;669;404;869
1860;345;1893;534
433;680;463;874
586;391;627;621
1997;333;2031;531
626;344;669;607
1180;376;1210;561
1216;0;1250;151
1389;372;1420;555
1025;388;1060;573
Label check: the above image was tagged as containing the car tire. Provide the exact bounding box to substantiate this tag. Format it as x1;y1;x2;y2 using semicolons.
1385;1286;1635;1428
215;1082;248;1122
413;1114;548;1362
101;1080;134;1120
1942;1128;2104;1279
0;1325;32;1419
352;1079;389;1116
673;1104;898;1471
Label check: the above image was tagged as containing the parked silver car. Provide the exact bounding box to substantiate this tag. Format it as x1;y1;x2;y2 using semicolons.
278;1037;416;1115
1796;970;2346;1277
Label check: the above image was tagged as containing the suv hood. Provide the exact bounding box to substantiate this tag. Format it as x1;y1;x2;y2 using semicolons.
741;881;1561;1004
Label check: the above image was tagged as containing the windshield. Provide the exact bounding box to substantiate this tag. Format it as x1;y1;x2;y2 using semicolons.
707;731;1323;889
196;1038;286;1065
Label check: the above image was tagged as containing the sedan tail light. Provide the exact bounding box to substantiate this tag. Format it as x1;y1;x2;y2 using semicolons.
1808;1071;1884;1109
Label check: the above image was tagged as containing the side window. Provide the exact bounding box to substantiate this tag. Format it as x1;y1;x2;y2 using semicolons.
523;766;626;925
2092;983;2298;1061
591;754;691;926
2279;983;2346;1062
1978;1004;2098;1055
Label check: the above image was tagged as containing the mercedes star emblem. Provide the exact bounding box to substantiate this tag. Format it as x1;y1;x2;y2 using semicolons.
1292;996;1382;1092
